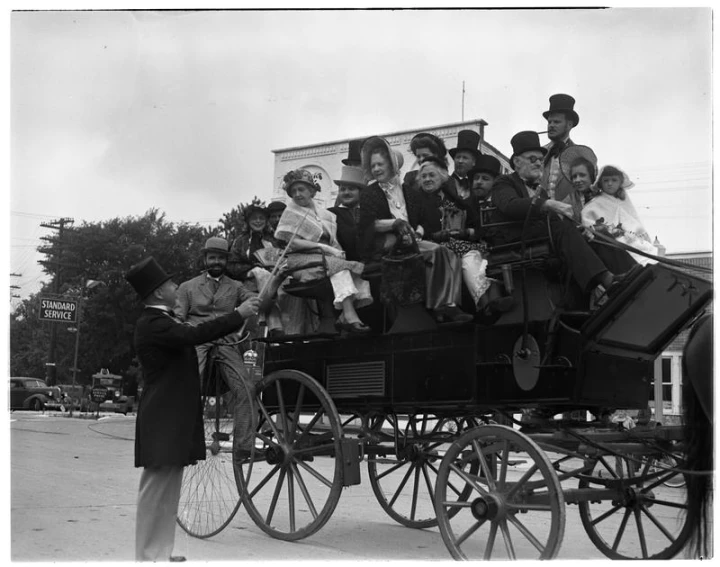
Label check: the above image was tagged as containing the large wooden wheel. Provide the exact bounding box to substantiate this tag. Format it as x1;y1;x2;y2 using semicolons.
435;425;566;560
235;369;344;541
177;360;252;538
367;414;477;529
578;452;693;559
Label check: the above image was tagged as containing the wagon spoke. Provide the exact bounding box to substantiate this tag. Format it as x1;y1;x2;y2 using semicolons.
507;513;545;552
373;459;406;480
389;462;416;507
410;465;421;520
640;504;676;542
265;467;287;525
498;439;510;489
483;521;498;560
473;439;496;490
290;384;306;443
295;407;324;446
248;464;281;499
643;496;688;510
597;456;620;479
427;459;465;497
287;465;296;533
421;463;436;503
589;503;623;526
275;380;289;441
611;508;632;552
296;458;333;488
634;507;649;558
457;519;484;546
257;399;284;443
500;519;516;560
290;462;318;519
449;462;488;496
506;464;539;499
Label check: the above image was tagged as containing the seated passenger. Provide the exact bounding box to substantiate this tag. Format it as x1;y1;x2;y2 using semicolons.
276;169;373;334
328;165;365;262
357;136;472;323
415;157;491;310
402;132;450;191
227;205;279;287
491;131;638;302
581;164;657;266
469;154;503;207
266;200;287;234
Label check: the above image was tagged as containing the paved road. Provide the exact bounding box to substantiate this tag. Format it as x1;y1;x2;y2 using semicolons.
10;412;705;561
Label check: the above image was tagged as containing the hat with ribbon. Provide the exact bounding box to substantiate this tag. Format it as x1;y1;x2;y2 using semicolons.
592;164;635;192
509;131;548;167
282;169;320;195
342;138;365;166
449;129;482;160
360;136;404;182
467;154;502;179
559;145;598;183
542;93;580;126
125;256;174;299
201;236;231;255
243;204;268;222
333;165;367;189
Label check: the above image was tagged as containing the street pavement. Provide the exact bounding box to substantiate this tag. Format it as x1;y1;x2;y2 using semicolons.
9;411;709;562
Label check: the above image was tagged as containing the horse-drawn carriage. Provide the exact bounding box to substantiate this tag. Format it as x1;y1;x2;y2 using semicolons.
175;234;712;560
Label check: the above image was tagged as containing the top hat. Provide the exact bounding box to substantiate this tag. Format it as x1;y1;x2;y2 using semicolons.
542;93;580;126
333;165;367;189
282;169;320;195
201;236;231;255
266;200;287;213
468;154;502;179
243;204;268;222
125;256;173;299
449;129;482;160
510;131;548;166
410;132;448;158
342;138;365;166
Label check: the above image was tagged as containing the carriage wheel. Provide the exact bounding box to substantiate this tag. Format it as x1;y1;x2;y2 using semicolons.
235;369;343;541
578;453;692;559
177;361;252;538
367;414;477;529
435;425;565;560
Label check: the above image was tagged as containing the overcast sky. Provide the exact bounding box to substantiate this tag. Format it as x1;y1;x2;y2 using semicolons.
8;6;714;305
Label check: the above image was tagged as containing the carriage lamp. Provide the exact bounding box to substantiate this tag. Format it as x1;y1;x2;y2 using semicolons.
501;264;514;294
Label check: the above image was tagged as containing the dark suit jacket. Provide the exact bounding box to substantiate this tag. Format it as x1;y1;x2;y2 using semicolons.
328;206;360;261
133;307;245;468
490;171;551;243
542;138;575;201
358;180;424;262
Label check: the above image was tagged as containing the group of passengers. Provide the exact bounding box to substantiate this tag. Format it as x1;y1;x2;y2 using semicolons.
184;93;655;337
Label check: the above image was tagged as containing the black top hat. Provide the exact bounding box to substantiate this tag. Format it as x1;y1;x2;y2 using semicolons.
266;200;287;213
125;256;173;299
468;154;502;179
542;93;580;126
449;129;482;160
510;131;548;166
342;138;365;166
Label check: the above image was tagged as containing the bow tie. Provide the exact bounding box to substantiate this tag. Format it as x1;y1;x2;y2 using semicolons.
547;140;566;160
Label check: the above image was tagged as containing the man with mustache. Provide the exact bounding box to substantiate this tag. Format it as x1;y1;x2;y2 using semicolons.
541;94;580;208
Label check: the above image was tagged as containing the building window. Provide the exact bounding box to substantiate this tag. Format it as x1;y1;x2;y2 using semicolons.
649;357;673;402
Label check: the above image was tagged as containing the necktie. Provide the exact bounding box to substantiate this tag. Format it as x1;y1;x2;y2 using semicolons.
547;140;566;160
209;278;219;294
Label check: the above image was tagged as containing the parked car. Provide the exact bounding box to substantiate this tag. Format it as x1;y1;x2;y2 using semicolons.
9;377;63;411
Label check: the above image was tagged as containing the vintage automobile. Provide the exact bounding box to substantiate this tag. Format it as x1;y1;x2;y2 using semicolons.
9;377;62;411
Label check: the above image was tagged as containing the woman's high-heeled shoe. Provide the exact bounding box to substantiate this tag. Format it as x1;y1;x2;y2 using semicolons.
335;318;372;334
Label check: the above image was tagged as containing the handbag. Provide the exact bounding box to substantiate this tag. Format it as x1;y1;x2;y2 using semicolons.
380;222;426;306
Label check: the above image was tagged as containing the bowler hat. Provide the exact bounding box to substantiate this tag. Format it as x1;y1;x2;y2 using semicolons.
201;236;231;255
510;131;548;166
542;93;580;126
333;165;367;189
243;204;268;222
449;129;482;160
125;256;173;299
266;200;287;213
468;154;502;179
342;138;365;166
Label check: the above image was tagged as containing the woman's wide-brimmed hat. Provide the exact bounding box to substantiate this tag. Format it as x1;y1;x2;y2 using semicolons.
559;144;598;183
449;129;482;160
125;256;174;299
266;200;287;214
410;132;448;158
593;164;635;192
333;165;367;189
467;154;502;178
542;93;580;126
360;136;404;182
509;131;548;167
282;169;320;195
243;204;268;221
342;138;365;166
201;236;231;255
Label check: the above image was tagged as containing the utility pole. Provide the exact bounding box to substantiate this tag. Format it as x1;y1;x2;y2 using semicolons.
461;80;466;122
10;273;21;300
38;217;74;385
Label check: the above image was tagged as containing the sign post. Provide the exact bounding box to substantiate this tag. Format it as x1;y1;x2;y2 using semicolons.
38;297;79;324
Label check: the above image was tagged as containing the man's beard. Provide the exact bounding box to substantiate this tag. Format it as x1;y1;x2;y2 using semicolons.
206;264;226;278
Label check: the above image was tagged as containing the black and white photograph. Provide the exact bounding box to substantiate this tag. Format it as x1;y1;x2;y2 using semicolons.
8;3;714;562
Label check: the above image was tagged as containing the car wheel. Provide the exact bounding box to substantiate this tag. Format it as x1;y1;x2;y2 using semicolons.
31;398;43;411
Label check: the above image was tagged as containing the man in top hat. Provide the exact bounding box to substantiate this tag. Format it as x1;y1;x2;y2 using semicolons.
329;165;366;261
541;93;580;202
342;138;365;167
126;256;259;562
266;200;287;233
449;129;482;199
492;130;637;301
175;237;271;465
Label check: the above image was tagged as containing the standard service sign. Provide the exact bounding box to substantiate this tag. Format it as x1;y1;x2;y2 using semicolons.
39;297;78;323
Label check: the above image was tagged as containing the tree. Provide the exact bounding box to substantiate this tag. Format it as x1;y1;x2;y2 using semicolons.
216;196;266;243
